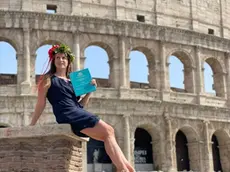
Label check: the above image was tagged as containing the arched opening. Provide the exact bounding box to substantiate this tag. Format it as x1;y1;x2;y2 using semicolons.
211;130;230;172
84;45;110;88
204;62;215;94
175;126;200;171
204;58;225;97
129;50;149;88
169;56;184;91
175;130;190;171
87;138;112;172
212;135;223;172
0;123;10;128
168;51;194;93
134;128;154;171
0;41;17;85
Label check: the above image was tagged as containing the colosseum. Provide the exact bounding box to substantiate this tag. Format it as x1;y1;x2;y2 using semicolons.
0;0;230;172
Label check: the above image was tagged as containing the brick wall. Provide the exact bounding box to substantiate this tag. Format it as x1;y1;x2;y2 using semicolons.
0;74;17;85
0;124;88;172
0;74;185;92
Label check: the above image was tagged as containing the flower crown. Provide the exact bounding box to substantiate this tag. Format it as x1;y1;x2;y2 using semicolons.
48;44;75;62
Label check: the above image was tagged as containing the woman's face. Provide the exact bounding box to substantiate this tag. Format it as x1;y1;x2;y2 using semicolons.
54;53;69;70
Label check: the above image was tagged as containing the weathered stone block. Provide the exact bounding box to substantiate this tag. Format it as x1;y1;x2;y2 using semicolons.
0;124;88;172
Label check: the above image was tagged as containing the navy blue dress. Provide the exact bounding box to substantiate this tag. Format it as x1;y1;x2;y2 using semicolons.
46;75;100;137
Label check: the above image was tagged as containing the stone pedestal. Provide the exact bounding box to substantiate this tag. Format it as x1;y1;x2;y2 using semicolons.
0;124;88;172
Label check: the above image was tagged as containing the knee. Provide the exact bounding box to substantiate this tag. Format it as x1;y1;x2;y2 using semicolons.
104;124;115;138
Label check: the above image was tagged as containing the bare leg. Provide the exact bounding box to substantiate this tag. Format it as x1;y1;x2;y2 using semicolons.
110;140;135;172
81;120;132;171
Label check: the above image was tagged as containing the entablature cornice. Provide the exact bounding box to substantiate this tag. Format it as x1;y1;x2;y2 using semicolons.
0;10;230;53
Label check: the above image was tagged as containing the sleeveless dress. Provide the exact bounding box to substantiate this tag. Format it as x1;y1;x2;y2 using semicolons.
46;75;100;137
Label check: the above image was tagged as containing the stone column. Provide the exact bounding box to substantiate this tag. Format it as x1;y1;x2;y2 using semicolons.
16;53;24;85
148;61;159;89
22;28;31;85
108;57;120;88
221;0;228;37
80;56;86;70
160;41;170;101
118;35;127;88
213;72;227;97
202;120;213;172
16;52;24;95
198;141;204;172
20;28;31;95
30;53;36;86
21;0;33;11
225;52;230;104
160;41;169;91
72;32;81;71
71;0;82;15
125;57;130;87
115;1;126;20
123;114;131;162
219;0;224;37
184;66;196;93
82;141;88;172
154;58;161;90
130;132;135;168
195;46;204;104
162;116;176;172
187;141;201;171
190;0;199;31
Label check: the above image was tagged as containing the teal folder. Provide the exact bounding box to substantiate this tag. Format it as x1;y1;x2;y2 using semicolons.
70;68;96;96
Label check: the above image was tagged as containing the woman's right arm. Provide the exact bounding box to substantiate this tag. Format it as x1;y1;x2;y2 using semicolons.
30;79;49;126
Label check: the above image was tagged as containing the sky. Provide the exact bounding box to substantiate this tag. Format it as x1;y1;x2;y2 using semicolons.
0;42;215;93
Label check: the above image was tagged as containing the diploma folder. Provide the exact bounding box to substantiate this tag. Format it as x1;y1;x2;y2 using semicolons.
70;68;96;96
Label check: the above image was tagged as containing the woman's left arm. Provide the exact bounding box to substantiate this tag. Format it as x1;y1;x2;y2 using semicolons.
79;79;97;107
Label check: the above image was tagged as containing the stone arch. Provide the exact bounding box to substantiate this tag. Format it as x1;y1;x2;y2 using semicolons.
167;49;195;67
131;47;155;64
211;130;230;146
176;125;199;142
211;130;230;172
0;37;18;52
0;122;11;127
132;123;162;171
0;29;22;52
204;58;225;97
129;46;156;88
131;120;161;142
174;126;200;171
31;30;72;54
204;57;226;74
167;49;195;93
81;41;114;59
32;40;62;54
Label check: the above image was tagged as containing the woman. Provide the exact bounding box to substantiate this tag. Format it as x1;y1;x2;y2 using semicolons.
30;44;135;172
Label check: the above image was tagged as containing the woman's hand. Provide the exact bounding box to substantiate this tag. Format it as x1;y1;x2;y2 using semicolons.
91;79;97;87
79;79;97;107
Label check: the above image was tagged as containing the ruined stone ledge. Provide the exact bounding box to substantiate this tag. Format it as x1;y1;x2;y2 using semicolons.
0;124;88;172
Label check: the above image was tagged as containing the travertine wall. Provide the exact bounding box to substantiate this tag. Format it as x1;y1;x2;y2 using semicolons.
1;0;230;38
1;1;230;172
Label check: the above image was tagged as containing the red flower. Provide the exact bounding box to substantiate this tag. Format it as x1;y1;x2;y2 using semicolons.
48;45;60;61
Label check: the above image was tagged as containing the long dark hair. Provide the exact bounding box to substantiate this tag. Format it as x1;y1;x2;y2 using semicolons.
37;53;73;90
46;54;73;78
